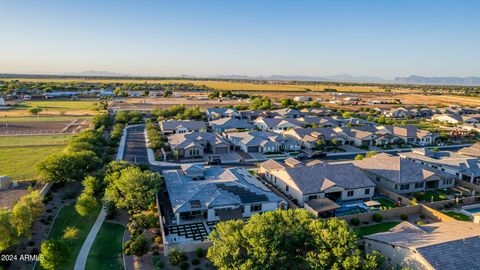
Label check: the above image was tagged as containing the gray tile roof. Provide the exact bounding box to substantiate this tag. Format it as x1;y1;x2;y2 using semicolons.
168;131;229;150
163;166;283;213
354;153;453;184
209;117;253;130
159;120;206;132
364;221;480;270
256;117;303;129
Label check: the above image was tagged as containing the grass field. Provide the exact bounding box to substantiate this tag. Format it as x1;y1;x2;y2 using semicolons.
37;204;101;270
0;115;92;123
355;221;401;236
1;99;99;117
443;211;472;221
86;222;125;270
0;145;64;180
0;134;71;147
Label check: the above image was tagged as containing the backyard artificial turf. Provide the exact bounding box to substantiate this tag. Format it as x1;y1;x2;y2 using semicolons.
442;211;472;221
355;221;401;236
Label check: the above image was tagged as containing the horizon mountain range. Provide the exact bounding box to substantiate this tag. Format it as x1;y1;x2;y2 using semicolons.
2;71;480;86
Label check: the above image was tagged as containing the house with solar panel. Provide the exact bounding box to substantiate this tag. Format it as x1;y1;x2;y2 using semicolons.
162;164;286;225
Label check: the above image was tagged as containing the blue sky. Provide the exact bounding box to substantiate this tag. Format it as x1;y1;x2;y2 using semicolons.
0;0;479;78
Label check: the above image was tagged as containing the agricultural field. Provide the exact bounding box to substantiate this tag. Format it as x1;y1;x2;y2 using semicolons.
1;99;100;117
0;145;65;180
0;134;71;147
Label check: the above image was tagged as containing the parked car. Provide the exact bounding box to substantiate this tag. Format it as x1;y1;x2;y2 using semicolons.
309;152;327;158
296;153;308;160
207;155;222;165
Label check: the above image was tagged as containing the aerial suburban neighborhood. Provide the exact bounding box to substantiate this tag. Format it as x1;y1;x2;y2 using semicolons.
1;1;480;270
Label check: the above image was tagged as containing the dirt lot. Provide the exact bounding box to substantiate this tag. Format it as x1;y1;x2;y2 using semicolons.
0;181;41;210
0;119;88;135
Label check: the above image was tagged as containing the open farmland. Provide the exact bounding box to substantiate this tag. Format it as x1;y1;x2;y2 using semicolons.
0;145;65;180
1;99;99;117
0;119;88;135
3;78;391;92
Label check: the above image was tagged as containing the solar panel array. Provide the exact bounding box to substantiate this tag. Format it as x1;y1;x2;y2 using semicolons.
216;183;268;203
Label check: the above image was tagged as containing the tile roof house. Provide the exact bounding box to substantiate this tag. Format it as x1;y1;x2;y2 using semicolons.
254;117;303;132
353;153;455;194
258;158;375;206
459;143;480;158
364;221;480;270
225;131;300;153
239;110;265;122
334;126;395;146
163;165;285;224
209;117;254;132
381;107;411;118
168;131;231;158
300;107;334;116
379;125;437;146
283;128;345;149
205;108;241;120
269;108;303;118
159;120;207;135
432;113;480;124
400;148;480;185
297;116;339;128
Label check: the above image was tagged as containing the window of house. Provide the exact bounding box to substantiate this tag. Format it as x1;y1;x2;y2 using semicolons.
400;184;410;191
250;204;262;212
364;189;370;195
308;195;317;200
347;190;354;197
415;182;424;189
286;186;289;192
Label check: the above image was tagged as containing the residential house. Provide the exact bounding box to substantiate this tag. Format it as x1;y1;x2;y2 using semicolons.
159;120;207;135
353;153;455;194
297;116;339;128
163;164;285;224
382;107;411;118
205;108;241;120
239;110;264;122
459;143;480;158
379;125;437;146
258;158;376;206
209;117;254;132
293;96;311;102
364;221;480;270
400;148;480;185
334;126;393;146
269;108;302;118
432;114;480;124
225;131;300;153
300;107;334;116
254;117;303;132
336;118;378;127
283;128;345;149
168;131;231;158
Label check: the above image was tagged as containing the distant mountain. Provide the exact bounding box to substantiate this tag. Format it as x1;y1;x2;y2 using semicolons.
64;70;130;77
394;75;480;86
212;74;388;83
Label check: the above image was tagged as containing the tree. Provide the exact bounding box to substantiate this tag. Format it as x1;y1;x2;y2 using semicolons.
163;89;173;97
104;166;162;211
11;201;33;238
82;176;102;197
92;113;112;129
354;154;365;160
20;191;44;218
0;210;18;251
29;107;42;115
40;240;68;270
36;150;102;183
169;247;186;266
207;209;381;270
75;193;99;216
125;234;149;260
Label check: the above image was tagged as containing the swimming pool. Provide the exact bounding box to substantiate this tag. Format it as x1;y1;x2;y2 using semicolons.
465;207;480;214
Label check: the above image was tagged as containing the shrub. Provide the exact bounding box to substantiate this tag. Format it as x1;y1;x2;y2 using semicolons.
438;194;446;200
180;262;190;270
420;214;426;219
400;214;408;221
192;258;200;265
373;213;383;222
416;221;426;225
350;218;360;226
169;248;186;266
195;247;205;258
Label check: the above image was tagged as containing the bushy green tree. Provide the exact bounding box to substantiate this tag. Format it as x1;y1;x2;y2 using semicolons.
40;240;68;270
75;193;99;216
11;201;33;238
354;154;364;160
207;209;381;270
92;113;112;129
104;166;162;211
0;210;18;251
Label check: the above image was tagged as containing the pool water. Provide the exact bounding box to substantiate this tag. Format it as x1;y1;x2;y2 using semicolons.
465;207;480;214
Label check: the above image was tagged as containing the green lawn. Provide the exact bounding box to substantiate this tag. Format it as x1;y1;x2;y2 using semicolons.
37;204;101;270
443;211;472;221
0;145;64;180
355;221;401;236
86;222;125;270
0;134;71;147
415;189;456;202
373;197;397;209
0;115;92;122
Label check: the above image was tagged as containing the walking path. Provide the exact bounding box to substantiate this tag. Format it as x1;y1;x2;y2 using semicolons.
73;208;106;270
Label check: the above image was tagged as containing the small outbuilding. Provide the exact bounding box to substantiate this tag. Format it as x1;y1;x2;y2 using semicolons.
0;176;12;190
